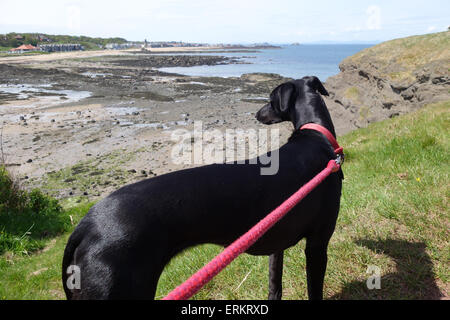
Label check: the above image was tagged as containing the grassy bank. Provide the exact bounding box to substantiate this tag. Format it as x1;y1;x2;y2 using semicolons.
0;100;448;299
0;166;68;255
0;203;92;299
343;31;450;84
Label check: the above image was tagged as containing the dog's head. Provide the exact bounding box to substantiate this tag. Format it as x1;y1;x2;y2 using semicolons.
255;76;329;128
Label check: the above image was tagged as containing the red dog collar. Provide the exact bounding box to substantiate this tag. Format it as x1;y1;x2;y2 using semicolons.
300;123;344;157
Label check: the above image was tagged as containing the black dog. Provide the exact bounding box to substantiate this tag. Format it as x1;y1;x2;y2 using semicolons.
62;76;343;300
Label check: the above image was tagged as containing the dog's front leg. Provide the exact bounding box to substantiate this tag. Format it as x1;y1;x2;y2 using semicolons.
305;241;328;300
268;251;284;300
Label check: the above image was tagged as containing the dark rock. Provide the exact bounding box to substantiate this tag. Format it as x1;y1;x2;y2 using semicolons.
431;76;448;84
358;70;370;80
382;102;394;109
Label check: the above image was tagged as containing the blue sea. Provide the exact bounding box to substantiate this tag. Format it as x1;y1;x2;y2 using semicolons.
158;44;374;81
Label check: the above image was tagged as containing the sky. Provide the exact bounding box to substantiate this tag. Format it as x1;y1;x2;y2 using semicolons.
0;0;449;44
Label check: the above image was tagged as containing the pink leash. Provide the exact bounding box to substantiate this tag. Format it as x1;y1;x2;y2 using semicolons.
163;124;343;300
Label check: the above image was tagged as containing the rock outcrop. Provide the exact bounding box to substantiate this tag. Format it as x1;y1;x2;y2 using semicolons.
324;31;449;135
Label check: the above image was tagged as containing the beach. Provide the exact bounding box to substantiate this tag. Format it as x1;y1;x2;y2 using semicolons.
0;48;296;202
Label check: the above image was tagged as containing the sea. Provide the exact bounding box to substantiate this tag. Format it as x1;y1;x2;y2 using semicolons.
158;44;374;81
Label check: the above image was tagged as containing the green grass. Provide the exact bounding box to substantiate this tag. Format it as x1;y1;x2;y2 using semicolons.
0;203;92;299
0;101;449;299
0;166;74;255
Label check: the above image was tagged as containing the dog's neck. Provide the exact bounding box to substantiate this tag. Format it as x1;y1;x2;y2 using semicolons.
291;105;337;138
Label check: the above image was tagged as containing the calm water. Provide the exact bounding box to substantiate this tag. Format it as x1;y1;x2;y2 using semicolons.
158;44;374;81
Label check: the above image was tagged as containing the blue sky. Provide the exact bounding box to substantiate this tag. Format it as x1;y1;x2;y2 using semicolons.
0;0;448;43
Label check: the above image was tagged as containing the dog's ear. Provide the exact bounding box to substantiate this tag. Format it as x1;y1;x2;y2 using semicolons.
271;82;296;113
303;76;329;96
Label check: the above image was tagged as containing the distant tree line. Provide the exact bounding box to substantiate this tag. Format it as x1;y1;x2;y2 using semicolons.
0;33;128;50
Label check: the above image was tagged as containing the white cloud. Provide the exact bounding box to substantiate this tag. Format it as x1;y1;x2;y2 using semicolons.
366;5;382;30
426;25;436;32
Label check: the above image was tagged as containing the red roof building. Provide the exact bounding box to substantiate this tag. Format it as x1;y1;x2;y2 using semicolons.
10;44;38;52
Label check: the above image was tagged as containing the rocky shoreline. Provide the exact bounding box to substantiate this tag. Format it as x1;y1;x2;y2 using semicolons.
323;31;449;133
0;51;293;203
1;33;448;204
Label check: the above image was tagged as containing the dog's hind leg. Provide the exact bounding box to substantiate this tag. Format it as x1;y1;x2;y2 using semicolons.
268;251;284;300
305;239;328;300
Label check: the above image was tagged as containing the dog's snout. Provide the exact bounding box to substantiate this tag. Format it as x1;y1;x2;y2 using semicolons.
256;103;283;125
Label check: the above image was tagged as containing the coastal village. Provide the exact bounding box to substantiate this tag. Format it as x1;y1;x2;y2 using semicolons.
1;33;214;54
1;33;278;54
